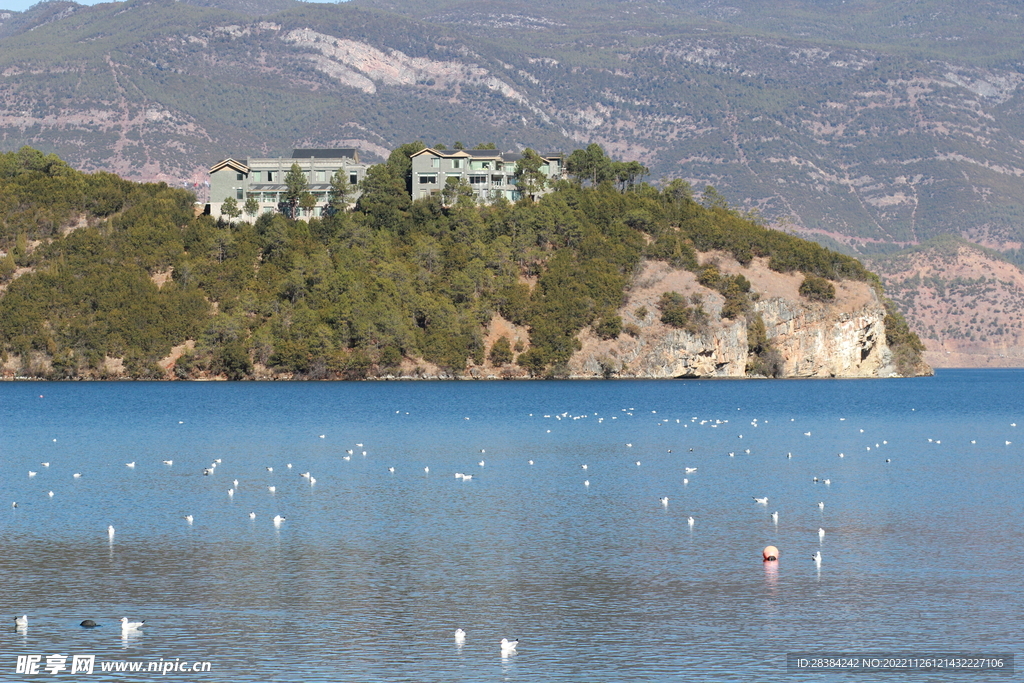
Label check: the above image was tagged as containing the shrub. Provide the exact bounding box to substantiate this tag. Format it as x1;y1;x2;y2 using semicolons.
658;291;708;334
595;315;622;339
489;336;513;365
799;275;836;301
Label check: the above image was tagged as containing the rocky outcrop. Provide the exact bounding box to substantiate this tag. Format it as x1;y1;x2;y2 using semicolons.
567;258;927;379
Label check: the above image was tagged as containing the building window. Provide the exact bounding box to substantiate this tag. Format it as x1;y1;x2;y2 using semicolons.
469;176;487;185
316;170;326;182
452;159;462;169
236;188;244;200
266;171;274;182
431;157;440;168
251;171;261;182
236;172;244;180
349;173;358;185
418;174;437;185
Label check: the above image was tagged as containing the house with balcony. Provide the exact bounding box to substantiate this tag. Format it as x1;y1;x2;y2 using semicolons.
408;148;563;203
208;149;367;220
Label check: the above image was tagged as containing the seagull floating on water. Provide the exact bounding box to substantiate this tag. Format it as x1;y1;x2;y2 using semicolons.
107;525;115;539
28;471;36;478
454;628;466;643
15;615;27;628
812;551;822;565
268;486;276;493
163;460;173;466
688;516;694;527
184;515;193;525
120;617;145;632
273;515;286;526
126;462;135;469
685;467;697;474
500;638;518;654
753;496;768;505
249;512;256;520
771;511;779;524
818;527;825;541
817;501;825;510
660;497;669;507
73;473;82;479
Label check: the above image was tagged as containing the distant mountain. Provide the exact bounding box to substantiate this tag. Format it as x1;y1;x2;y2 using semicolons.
866;236;1024;367
1;0;1023;253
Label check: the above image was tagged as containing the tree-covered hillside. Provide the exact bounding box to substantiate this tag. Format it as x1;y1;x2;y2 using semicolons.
0;146;923;379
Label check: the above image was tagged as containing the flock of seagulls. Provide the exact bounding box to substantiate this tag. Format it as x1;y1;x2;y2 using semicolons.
8;403;1019;660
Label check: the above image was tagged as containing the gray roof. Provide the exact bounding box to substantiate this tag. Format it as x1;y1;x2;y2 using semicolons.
291;148;359;161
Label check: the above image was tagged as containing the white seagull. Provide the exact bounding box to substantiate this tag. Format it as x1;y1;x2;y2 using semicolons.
660;496;669;507
753;496;768;505
107;525;115;539
685;467;697;474
41;462;49;467
120;617;145;632
817;501;825;510
126;462;135;469
268;486;276;493
454;628;466;643
818;527;825;541
249;512;256;520
687;516;694;527
273;515;286;527
14;615;28;629
73;473;82;478
500;638;518;654
771;511;779;524
28;471;36;478
184;515;193;525
812;551;822;565
163;460;173;466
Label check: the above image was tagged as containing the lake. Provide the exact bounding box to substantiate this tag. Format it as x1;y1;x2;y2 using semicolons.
1;370;1020;681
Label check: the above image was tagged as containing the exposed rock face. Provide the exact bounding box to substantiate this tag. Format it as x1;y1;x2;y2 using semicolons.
567;258;927;379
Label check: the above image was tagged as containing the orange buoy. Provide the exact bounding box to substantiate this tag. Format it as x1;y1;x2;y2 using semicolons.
763;545;779;562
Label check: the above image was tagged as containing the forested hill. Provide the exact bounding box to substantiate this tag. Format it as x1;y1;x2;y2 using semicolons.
0;146;925;380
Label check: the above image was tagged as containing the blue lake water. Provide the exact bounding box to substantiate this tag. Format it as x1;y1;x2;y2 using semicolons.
0;370;1021;681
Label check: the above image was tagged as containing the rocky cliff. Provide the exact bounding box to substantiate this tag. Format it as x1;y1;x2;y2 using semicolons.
566;258;927;379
